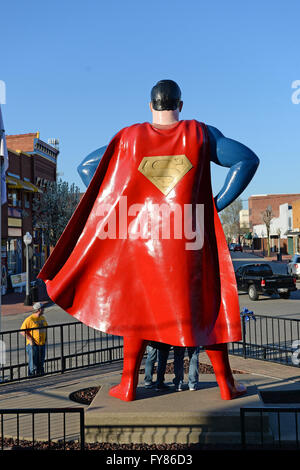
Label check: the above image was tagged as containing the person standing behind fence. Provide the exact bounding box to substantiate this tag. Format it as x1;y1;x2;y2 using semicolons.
173;346;200;391
144;341;171;390
20;302;48;376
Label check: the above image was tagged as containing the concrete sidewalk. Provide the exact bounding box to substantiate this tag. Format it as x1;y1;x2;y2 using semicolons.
242;249;291;263
0;352;300;444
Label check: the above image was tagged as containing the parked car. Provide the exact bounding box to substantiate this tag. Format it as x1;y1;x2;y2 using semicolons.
235;263;297;300
229;243;243;252
287;254;300;278
233;243;243;252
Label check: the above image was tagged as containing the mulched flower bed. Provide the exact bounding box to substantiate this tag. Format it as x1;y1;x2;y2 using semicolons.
69;387;99;405
69;359;245;406
0;436;242;451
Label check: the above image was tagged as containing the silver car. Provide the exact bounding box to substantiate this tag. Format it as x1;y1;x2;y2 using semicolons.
288;254;300;278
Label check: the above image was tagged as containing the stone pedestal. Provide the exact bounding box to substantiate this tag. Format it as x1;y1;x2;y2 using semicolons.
85;374;271;446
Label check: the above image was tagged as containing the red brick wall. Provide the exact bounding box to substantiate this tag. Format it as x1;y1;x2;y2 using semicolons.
21;153;32;180
7;150;21;175
7;150;32;181
6;133;38;153
249;194;300;228
33;155;56;183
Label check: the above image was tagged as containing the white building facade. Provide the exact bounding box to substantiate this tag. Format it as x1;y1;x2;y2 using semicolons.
252;203;292;250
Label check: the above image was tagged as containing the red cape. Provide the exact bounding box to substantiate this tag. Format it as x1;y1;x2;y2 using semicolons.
38;120;241;346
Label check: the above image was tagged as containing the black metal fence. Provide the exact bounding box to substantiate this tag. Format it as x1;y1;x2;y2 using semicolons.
229;313;300;366
241;407;300;449
3;406;300;450
0;322;123;383
229;314;300;367
0;408;85;451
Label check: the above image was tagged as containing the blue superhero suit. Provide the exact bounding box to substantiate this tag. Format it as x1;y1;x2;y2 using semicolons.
77;125;259;211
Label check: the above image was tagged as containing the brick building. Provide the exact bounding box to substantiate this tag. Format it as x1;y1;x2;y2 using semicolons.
249;194;300;227
249;194;300;254
1;133;59;289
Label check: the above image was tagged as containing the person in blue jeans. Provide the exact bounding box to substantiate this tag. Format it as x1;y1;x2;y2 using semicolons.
173;346;200;391
20;302;48;376
144;342;171;390
26;342;46;376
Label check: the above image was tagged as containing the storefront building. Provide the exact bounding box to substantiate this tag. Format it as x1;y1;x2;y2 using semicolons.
1;133;59;291
249;194;300;254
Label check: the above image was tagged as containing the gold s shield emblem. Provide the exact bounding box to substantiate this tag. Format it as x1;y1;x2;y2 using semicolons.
138;155;193;195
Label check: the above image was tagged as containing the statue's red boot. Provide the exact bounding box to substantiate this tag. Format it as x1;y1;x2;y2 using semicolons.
109;337;147;401
205;343;247;400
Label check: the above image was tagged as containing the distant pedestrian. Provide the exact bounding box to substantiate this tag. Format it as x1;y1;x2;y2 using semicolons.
20;302;48;376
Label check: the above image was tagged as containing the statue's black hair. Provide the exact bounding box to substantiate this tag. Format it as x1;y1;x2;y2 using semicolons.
151;80;182;111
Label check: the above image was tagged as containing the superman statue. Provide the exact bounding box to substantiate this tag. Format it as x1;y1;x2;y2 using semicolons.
38;80;259;401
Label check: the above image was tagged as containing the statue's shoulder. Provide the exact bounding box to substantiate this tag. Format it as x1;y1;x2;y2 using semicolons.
182;119;206;127
116;122;146;136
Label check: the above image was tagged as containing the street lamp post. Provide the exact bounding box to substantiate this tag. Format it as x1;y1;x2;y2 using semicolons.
23;232;32;306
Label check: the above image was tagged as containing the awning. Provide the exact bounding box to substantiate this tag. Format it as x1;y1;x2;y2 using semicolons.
6;175;42;193
287;231;300;237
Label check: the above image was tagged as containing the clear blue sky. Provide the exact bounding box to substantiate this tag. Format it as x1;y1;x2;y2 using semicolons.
1;0;300;204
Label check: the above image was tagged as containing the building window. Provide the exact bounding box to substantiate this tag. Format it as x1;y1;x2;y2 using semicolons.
7;239;22;275
24;193;30;208
7;191;21;208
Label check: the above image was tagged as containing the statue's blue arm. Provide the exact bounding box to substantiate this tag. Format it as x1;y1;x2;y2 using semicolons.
207;125;259;212
77;126;259;212
77;145;108;188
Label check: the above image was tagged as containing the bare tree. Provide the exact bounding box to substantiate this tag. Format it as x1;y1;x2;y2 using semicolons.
220;198;243;243
276;227;281;254
262;206;274;257
32;179;81;247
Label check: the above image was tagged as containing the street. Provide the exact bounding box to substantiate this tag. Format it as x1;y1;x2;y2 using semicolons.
232;251;300;319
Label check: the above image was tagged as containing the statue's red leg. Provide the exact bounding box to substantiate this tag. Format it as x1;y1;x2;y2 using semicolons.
109;337;147;401
205;343;247;400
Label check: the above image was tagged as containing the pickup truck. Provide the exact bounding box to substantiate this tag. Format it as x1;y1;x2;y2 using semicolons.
235;263;297;300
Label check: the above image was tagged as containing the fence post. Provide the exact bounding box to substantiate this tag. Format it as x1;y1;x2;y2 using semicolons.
60;325;65;373
242;314;247;359
79;408;85;451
